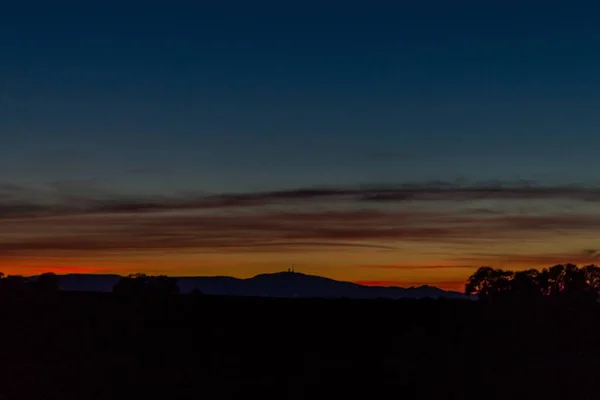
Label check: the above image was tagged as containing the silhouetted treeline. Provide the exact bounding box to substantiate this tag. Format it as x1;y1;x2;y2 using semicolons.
0;272;59;295
112;273;181;297
465;264;600;304
0;272;188;298
4;270;600;398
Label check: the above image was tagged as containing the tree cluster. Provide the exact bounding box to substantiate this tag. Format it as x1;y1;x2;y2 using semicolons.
465;264;600;303
0;272;60;295
112;273;180;297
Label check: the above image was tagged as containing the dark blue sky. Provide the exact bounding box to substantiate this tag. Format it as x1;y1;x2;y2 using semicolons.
3;2;600;195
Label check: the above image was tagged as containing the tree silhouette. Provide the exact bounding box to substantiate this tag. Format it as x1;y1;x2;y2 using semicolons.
538;264;591;302
562;264;589;301
544;264;566;296
147;275;180;296
583;264;600;293
113;273;148;297
1;275;28;294
466;264;600;304
33;272;60;294
510;269;543;301
465;267;514;301
113;273;180;297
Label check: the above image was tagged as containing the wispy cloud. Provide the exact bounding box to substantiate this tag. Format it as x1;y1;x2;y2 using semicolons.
2;180;600;267
2;180;600;219
0;208;597;258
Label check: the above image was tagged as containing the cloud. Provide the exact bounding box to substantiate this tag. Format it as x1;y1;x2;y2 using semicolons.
0;210;422;256
3;179;600;219
0;207;597;259
583;249;600;258
2;180;600;261
205;181;600;205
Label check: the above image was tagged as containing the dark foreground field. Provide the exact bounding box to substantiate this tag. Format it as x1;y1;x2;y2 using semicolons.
2;293;600;399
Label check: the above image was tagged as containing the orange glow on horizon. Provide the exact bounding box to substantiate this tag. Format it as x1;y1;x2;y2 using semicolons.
355;280;465;292
0;255;474;292
1;249;598;292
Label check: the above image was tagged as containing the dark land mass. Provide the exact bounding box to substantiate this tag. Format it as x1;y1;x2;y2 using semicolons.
2;291;600;399
56;271;468;299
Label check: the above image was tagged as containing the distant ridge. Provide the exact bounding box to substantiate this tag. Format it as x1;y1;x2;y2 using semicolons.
54;271;470;300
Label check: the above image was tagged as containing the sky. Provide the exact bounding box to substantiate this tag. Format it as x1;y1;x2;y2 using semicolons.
2;2;600;290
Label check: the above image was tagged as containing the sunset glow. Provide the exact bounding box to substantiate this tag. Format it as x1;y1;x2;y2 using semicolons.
2;183;600;290
3;3;600;292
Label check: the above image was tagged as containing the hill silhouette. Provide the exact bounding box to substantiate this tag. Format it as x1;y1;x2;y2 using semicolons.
54;271;467;299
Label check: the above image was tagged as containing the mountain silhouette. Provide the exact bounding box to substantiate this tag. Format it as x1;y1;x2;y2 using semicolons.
54;271;468;300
